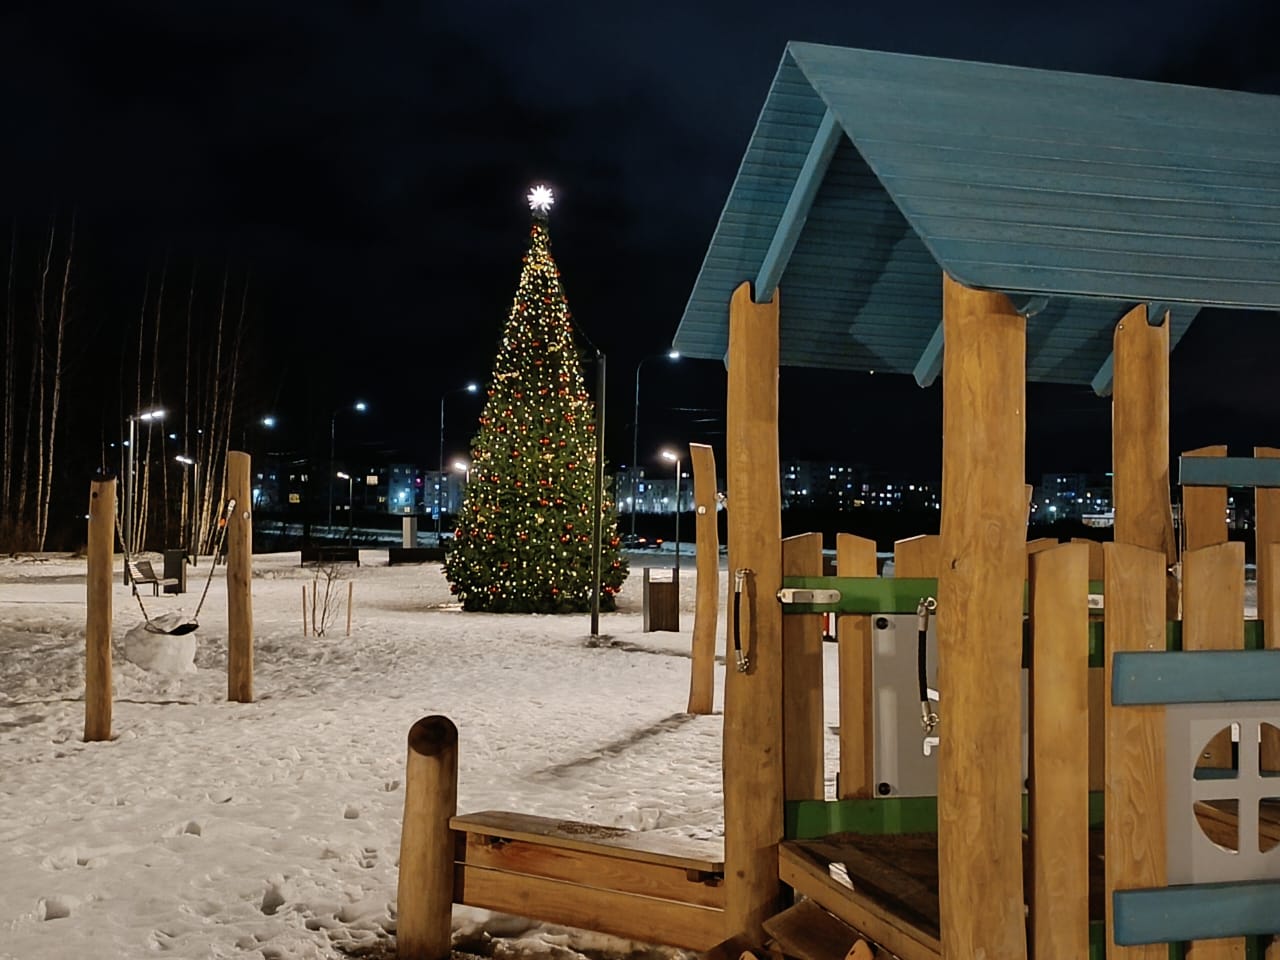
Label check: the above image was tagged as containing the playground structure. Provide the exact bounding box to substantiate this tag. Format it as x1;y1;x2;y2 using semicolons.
84;450;255;742
396;44;1280;960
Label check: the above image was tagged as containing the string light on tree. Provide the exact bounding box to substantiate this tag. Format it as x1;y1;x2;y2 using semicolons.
444;186;627;613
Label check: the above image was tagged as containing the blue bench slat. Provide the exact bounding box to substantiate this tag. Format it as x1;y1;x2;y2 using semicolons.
1179;455;1280;489
1113;880;1280;944
1112;650;1280;705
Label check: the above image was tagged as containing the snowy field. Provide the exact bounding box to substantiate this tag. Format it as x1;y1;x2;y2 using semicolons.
0;549;844;960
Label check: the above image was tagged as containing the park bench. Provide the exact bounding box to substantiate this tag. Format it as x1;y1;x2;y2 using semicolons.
300;546;360;567
128;559;180;596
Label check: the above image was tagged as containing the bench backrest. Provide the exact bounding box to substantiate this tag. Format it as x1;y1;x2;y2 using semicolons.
131;560;159;581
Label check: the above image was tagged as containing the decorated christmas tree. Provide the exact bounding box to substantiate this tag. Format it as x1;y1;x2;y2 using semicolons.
444;187;628;613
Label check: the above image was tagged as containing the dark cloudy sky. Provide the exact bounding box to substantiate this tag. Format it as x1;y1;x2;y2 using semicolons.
2;0;1278;477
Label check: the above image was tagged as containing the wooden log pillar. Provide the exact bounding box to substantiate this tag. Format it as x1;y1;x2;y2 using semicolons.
1181;539;1246;960
85;476;115;743
836;533;876;799
688;442;720;715
1259;446;1280;960
723;280;783;944
1104;543;1167;960
226;451;254;702
397;715;459;960
1028;542;1090;960
1112;304;1177;615
783;532;824;802
937;273;1027;960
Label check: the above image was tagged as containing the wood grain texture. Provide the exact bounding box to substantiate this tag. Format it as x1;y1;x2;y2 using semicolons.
451;810;723;872
398;716;458;960
762;898;864;960
1104;542;1167;960
1264;541;1280;780
1111;304;1178;617
778;843;941;960
1254;448;1280;629
837;533;877;799
1070;538;1106;581
723;281;784;943
937;274;1028;960
689;442;720;715
1181;541;1247;960
225;451;254;703
1028;543;1090;960
454;863;725;951
893;535;941;579
84;478;114;743
461;834;724;908
783;532;826;802
1181;445;1229;551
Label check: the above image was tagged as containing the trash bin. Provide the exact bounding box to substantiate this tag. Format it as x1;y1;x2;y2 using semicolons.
402;515;419;548
163;548;187;595
642;567;680;632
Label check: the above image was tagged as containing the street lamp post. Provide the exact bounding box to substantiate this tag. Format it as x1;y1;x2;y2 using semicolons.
337;471;354;545
329;401;367;536
123;407;165;584
175;455;199;561
631;350;679;538
662;449;682;574
437;382;478;543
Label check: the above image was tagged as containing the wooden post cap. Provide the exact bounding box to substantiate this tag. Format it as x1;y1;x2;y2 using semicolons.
407;715;458;756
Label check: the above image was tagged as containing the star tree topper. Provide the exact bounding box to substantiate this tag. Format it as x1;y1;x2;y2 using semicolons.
527;184;555;214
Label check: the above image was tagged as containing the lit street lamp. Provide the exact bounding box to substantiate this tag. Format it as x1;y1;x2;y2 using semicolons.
453;459;471;484
631;350;679;538
438;382;479;542
123;407;165;584
329;401;367;535
661;448;682;575
337;471;354;545
174;455;199;560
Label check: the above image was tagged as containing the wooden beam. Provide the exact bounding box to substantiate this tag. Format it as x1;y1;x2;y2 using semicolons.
836;533;877;799
1111;303;1178;617
398;715;459;960
783;532;826;802
912;323;945;388
689;442;720;715
1104;542;1167;960
723;280;784;944
1182;540;1247;960
893;535;941;579
1181;445;1228;552
937;273;1027;960
763;897;867;960
1255;447;1280;629
754;109;842;303
226;451;254;703
1028;542;1090;960
1091;302;1196;397
84;477;114;743
454;863;725;952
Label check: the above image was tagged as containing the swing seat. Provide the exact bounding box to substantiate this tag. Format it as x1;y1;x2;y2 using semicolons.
142;610;200;636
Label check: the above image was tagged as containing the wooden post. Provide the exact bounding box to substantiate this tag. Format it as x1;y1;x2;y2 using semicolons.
723;280;783;944
937;273;1027;960
226;451;254;702
1028;542;1089;960
346;581;353;637
397;715;458;960
1069;538;1106;581
302;585;309;637
1112;303;1177;615
783;532;824;802
1181;445;1228;551
1182;541;1246;960
1104;543;1167;960
85;477;115;743
893;535;940;579
688;442;720;715
1262;543;1280;960
1254;447;1280;629
836;533;876;799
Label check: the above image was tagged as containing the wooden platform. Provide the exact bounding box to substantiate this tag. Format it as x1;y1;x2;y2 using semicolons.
779;832;1108;960
450;811;725;951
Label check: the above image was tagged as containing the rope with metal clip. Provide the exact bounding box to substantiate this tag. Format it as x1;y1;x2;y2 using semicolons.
732;567;752;673
917;596;939;736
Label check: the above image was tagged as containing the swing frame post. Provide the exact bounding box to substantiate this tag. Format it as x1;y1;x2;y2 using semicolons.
85;476;115;742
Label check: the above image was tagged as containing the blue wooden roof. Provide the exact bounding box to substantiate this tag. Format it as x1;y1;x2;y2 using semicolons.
674;43;1280;391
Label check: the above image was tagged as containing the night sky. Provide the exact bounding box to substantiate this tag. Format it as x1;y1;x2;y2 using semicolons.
3;0;1279;481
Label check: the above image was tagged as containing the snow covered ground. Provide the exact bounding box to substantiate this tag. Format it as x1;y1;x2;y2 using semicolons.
0;549;845;960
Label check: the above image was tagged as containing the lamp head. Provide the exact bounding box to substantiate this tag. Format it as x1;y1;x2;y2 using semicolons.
661;450;678;464
337;471;350;480
354;401;367;413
